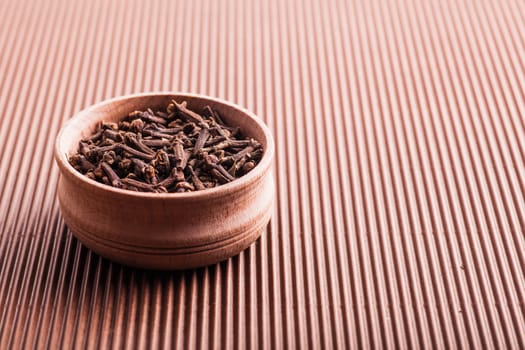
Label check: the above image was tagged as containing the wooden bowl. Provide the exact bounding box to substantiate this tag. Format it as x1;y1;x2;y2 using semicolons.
54;93;275;270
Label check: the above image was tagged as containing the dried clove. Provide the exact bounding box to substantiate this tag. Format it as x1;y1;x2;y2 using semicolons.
193;128;209;155
101;162;122;188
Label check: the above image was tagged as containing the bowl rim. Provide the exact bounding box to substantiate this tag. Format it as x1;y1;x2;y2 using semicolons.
55;92;275;199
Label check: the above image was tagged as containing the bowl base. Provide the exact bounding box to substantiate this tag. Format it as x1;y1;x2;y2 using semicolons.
68;222;268;270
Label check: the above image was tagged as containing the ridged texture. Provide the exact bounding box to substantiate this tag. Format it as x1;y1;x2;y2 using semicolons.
0;0;524;348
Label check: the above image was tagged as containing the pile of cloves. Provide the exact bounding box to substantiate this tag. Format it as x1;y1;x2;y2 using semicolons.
69;100;263;193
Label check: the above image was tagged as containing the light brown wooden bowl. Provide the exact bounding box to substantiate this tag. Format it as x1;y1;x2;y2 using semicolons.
55;93;275;270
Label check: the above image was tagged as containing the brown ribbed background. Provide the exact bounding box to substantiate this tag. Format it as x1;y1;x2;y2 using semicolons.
1;0;524;348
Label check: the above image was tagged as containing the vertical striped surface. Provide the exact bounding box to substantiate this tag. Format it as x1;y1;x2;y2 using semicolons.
1;0;524;348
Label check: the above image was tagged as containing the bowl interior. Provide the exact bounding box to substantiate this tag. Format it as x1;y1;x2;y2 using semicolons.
59;94;270;159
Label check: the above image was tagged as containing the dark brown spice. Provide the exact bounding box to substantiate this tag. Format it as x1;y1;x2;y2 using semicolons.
100;162;122;188
69;100;263;193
